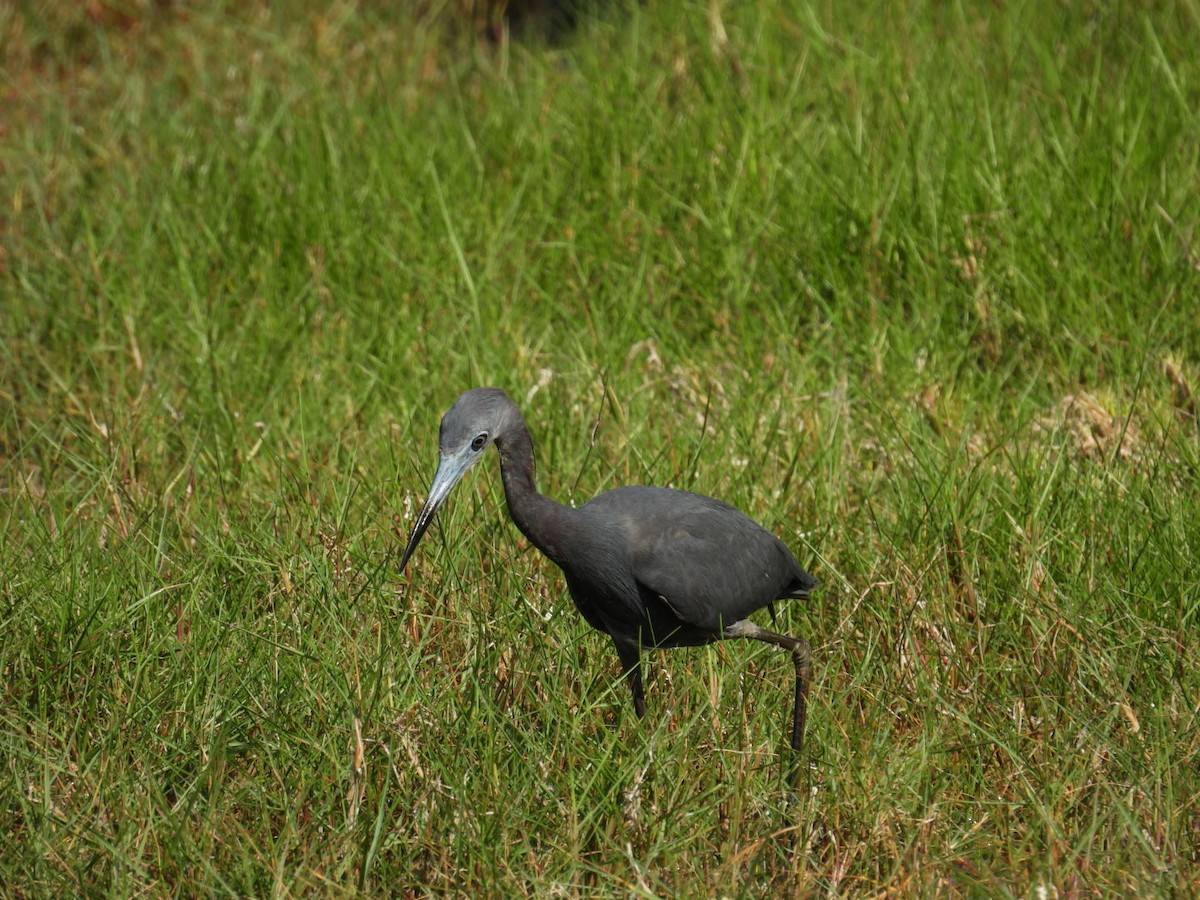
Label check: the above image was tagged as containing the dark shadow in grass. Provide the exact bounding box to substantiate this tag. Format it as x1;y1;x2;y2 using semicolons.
484;0;628;44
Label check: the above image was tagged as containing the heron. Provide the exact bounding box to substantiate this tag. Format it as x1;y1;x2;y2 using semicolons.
399;387;819;758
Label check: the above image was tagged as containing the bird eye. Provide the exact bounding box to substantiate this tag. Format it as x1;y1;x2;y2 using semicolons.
470;432;488;452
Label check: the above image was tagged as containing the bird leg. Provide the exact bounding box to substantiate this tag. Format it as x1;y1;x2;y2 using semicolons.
613;639;647;718
724;621;813;755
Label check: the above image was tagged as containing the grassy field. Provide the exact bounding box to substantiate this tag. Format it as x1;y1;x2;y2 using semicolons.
3;0;1199;895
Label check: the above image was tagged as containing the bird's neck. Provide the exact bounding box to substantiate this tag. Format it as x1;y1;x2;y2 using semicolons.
495;422;573;566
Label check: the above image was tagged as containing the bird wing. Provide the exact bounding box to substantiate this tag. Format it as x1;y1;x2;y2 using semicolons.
614;489;810;633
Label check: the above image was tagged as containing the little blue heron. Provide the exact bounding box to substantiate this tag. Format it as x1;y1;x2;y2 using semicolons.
399;387;819;755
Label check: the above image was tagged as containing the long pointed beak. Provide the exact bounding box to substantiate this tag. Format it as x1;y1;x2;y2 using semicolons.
399;451;476;572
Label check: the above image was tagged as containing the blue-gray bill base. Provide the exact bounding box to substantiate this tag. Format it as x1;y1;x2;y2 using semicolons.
400;388;819;768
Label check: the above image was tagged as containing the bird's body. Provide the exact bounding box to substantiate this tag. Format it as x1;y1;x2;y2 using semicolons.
400;387;818;756
555;486;813;643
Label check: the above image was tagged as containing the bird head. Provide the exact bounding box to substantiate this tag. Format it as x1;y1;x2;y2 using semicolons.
399;388;516;571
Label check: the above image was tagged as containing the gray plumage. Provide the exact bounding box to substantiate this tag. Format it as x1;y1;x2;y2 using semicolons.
400;387;818;756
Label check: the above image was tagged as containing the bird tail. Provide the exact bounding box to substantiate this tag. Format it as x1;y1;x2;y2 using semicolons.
786;569;819;599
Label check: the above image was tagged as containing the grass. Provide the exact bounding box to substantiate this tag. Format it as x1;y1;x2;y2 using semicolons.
3;0;1199;894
